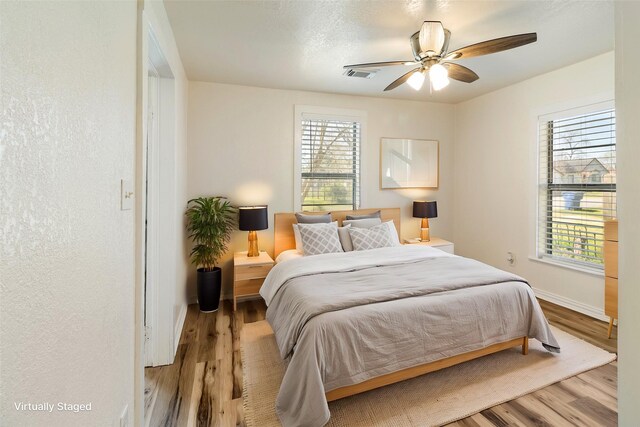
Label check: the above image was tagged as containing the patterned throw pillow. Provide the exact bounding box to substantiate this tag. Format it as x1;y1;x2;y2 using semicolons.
298;222;343;256
347;223;395;251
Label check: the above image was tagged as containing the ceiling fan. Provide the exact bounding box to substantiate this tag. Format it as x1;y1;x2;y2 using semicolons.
344;21;537;92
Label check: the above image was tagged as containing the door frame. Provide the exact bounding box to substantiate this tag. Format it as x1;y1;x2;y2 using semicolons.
138;14;178;369
144;57;161;366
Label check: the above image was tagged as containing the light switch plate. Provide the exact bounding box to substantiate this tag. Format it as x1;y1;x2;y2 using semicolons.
121;179;134;211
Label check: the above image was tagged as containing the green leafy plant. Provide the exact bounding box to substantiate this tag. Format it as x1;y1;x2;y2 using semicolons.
185;197;237;271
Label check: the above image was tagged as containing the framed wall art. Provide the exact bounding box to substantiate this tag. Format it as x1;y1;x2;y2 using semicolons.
380;138;439;189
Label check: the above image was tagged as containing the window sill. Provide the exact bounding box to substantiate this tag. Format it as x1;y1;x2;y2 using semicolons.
528;256;605;278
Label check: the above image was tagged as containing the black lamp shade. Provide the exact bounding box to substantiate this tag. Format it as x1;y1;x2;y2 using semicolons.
413;201;437;219
238;206;268;231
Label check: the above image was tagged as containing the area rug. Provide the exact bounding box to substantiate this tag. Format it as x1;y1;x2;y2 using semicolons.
241;321;616;427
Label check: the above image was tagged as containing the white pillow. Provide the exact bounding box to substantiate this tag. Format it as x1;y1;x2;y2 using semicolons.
292;223;303;253
384;220;401;246
337;224;353;252
347;223;395;251
297;222;344;256
293;221;338;254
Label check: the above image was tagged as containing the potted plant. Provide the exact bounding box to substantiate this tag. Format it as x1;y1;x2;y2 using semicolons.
185;197;236;312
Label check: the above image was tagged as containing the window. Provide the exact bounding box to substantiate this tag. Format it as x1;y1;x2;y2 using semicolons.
538;104;616;269
296;108;364;212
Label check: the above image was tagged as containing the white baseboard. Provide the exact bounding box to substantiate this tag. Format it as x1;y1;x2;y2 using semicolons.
173;303;187;352
533;287;608;322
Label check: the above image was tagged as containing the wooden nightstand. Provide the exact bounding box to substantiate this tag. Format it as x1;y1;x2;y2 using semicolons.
403;237;454;254
604;220;618;338
233;251;274;310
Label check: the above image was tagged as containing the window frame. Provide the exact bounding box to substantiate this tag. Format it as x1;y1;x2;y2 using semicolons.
535;100;616;273
294;105;367;212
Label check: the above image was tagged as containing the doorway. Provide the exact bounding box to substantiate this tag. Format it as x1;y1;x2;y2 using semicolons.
143;27;178;367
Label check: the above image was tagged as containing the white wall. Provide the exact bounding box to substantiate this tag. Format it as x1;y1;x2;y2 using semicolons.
188;82;455;298
615;3;640;424
453;52;614;318
0;1;136;425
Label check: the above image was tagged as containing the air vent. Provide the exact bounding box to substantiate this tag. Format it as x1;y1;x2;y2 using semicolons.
343;69;378;79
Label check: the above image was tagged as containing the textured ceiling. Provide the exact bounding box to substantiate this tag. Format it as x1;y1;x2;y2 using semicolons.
164;0;614;104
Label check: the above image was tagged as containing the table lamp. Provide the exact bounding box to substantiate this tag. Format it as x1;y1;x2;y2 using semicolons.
238;206;268;257
413;201;438;242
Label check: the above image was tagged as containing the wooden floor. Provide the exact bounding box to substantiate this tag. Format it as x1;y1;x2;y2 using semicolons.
145;299;617;427
538;299;617;354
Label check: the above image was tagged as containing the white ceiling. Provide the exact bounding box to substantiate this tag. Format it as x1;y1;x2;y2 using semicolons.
164;0;614;104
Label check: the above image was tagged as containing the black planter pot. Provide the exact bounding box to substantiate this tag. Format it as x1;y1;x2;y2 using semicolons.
197;267;221;313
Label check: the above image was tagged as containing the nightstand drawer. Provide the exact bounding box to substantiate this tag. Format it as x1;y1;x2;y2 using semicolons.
235;264;273;281
235;278;265;296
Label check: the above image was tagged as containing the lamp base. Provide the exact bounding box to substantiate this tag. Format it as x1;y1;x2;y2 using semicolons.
420;218;430;242
247;231;260;257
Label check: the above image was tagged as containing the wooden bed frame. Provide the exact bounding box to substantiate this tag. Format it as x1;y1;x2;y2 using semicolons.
274;208;401;258
273;207;528;401
327;337;528;401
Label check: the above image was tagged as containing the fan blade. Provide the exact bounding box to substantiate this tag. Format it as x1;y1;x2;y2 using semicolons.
444;33;537;60
384;68;421;91
442;63;479;83
343;60;416;69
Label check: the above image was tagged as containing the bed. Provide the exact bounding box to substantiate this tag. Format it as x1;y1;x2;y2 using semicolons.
260;208;559;427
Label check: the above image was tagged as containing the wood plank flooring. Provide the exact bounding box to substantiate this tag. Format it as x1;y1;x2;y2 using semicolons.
145;298;617;427
538;299;617;353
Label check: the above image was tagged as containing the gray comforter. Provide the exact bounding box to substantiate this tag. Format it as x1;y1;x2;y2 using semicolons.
262;246;560;427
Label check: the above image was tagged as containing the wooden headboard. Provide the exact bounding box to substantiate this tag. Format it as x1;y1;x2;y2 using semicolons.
274;208;401;257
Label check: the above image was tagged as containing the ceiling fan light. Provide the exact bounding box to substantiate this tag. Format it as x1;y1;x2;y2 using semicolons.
407;70;426;90
419;21;445;56
431;76;450;91
429;64;450;91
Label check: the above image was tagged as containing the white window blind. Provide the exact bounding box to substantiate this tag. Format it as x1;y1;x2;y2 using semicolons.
538;106;616;269
300;115;361;212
